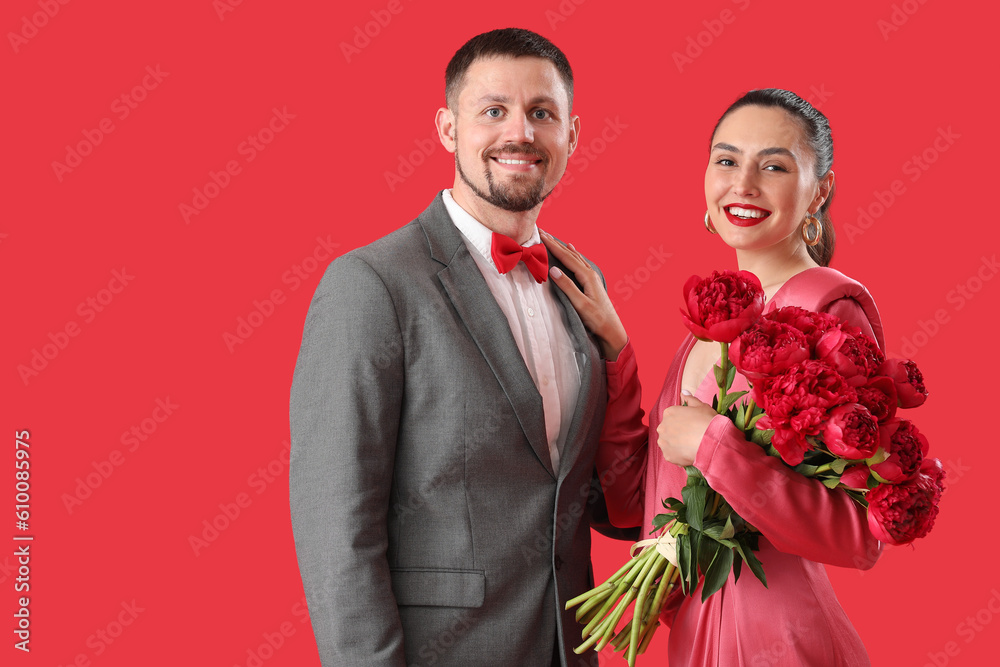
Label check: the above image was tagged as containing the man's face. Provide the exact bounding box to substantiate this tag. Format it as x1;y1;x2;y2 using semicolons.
443;56;578;213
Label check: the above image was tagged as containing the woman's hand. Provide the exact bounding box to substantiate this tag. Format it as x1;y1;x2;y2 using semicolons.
541;230;628;360
656;393;717;466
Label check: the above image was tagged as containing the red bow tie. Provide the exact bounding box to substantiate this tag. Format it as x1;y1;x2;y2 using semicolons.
490;232;549;283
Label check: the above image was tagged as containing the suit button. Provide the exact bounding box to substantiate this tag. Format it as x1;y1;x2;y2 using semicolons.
554;555;564;570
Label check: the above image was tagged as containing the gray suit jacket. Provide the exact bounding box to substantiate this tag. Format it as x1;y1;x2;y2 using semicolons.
290;192;636;666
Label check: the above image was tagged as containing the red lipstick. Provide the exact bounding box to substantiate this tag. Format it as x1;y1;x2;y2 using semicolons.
724;204;771;228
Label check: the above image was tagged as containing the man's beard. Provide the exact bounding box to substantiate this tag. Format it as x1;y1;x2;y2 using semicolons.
455;144;551;213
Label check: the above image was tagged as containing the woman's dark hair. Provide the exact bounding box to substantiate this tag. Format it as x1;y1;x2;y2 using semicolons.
445;28;574;110
711;89;836;266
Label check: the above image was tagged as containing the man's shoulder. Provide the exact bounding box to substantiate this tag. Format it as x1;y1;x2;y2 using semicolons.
345;220;425;266
337;193;452;272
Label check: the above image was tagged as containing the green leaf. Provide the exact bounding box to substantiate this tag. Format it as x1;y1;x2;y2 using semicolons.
682;485;708;531
732;554;743;583
735;540;767;589
866;447;889;465
821;477;841;489
718;390;748;414
677;533;692;595
714;362;725;387
685;466;706;484
734;404;747;430
663;496;683;510
721;515;736;540
793;463;821;476
830;458;850;474
652;513;672;532
726;363;736;389
687;531;702;594
701;545;734;602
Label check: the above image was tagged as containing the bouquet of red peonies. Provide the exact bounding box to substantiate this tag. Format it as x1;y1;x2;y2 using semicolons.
566;270;944;665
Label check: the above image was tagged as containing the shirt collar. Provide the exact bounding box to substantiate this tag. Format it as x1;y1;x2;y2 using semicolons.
442;189;541;272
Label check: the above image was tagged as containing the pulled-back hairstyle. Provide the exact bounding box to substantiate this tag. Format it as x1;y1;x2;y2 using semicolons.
445;28;574;111
711;89;836;266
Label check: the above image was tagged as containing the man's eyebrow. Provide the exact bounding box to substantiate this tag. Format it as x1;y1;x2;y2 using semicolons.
474;95;560;106
477;94;511;105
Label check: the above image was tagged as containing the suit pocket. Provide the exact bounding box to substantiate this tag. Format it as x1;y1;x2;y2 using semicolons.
390;568;485;608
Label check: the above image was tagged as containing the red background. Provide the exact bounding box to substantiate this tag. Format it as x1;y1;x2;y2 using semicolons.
4;1;994;665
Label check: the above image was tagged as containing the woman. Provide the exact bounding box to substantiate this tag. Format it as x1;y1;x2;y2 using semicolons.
542;89;882;665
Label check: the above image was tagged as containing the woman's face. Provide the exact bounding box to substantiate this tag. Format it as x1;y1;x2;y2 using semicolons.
705;105;828;255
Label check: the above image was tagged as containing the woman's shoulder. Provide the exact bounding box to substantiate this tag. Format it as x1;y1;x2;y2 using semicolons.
776;266;885;349
775;266;875;310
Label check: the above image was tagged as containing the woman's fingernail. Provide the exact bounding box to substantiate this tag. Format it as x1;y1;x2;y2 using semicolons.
681;389;693;396
550;267;563;279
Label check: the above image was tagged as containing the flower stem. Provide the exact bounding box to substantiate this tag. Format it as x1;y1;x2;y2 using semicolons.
566;557;637;610
717;341;730;414
579;548;651;638
627;555;666;665
709;492;721;516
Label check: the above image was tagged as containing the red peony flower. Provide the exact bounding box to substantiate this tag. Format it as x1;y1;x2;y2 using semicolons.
871;419;929;483
878;358;929;408
680;270;765;343
765;306;854;349
816;331;886;387
866;458;944;545
856;376;898;423
755;360;858;466
729;320;810;381
823;403;880;459
839;464;872;490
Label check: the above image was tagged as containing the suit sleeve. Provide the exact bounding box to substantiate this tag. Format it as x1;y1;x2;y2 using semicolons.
594;339;649;529
290;255;407;665
693;297;882;569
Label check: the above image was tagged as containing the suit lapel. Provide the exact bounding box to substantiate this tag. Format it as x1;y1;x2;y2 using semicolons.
418;194;555;478
546;252;603;479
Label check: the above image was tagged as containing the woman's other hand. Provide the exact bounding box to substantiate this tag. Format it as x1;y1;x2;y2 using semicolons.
657;393;717;466
541;231;628;361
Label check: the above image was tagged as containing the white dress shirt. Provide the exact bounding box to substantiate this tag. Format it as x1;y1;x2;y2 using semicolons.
442;189;582;473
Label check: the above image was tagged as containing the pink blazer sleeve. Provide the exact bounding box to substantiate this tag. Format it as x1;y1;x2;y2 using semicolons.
694;296;882;569
594;339;648;528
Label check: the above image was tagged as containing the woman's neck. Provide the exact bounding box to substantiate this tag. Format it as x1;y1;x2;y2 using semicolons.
736;243;820;301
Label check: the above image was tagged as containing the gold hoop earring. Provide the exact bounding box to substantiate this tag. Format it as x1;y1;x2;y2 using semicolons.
802;215;822;247
705;211;718;234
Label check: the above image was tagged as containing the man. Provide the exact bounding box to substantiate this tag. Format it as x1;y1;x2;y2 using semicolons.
290;28;634;666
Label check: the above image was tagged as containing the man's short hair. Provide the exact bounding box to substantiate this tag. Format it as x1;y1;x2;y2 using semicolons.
445;28;574;110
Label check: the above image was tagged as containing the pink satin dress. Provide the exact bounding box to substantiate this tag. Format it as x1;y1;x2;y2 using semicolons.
596;267;885;666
